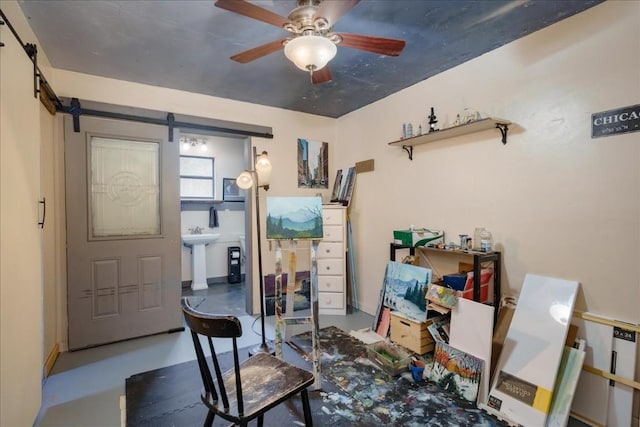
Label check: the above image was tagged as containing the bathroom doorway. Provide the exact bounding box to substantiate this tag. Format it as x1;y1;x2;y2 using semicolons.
178;131;252;314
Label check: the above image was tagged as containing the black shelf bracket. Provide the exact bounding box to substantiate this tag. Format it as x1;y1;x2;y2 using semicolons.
0;18;5;47
496;123;509;144
402;145;413;160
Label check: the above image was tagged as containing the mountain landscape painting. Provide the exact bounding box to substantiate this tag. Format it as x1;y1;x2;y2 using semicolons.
382;261;432;323
266;196;323;240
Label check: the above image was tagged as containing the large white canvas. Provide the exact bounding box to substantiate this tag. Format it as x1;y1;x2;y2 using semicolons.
487;274;579;426
449;298;494;406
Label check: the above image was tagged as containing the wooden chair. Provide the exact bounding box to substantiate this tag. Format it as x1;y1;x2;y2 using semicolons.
181;297;314;427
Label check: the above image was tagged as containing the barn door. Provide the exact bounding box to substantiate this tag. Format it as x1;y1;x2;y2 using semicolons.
64;115;181;350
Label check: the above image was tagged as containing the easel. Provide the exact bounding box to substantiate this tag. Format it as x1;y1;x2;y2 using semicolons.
273;239;321;390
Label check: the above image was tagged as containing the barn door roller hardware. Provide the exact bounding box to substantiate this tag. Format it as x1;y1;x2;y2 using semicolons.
0;16;4;47
0;8;63;113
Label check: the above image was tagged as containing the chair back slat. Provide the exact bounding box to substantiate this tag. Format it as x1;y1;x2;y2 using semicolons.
206;335;233;411
232;339;244;416
189;330;218;402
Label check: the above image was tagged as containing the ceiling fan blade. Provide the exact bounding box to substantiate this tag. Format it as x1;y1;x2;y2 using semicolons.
336;32;406;56
314;0;361;27
230;38;286;63
311;66;333;84
215;0;290;28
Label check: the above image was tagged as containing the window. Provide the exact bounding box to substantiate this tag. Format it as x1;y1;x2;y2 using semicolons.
180;155;214;199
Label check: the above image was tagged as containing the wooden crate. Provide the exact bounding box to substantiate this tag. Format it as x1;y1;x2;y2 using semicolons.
390;312;435;355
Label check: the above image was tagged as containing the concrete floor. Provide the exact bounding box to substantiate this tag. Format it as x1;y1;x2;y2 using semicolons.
35;281;373;426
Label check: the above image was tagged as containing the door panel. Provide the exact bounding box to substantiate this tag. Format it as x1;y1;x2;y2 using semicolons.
64;115;181;350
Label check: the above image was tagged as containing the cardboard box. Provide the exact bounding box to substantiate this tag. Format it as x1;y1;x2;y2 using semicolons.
390;312;435;354
458;266;493;302
393;228;444;247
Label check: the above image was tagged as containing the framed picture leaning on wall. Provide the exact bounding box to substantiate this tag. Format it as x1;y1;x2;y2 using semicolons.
222;177;243;202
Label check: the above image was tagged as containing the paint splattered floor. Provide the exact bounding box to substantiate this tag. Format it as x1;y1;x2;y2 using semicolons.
291;326;509;426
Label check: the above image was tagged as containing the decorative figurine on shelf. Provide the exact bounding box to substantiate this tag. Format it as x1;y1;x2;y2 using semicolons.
453;114;461;126
428;107;439;132
418;124;423;135
462;108;481;124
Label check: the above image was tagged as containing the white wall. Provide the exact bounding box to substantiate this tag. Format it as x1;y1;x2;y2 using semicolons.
0;1;51;425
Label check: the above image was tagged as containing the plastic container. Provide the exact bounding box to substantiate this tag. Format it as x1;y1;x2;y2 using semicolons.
480;229;493;252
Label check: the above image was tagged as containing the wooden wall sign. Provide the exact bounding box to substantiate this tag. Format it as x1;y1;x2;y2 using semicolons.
591;104;640;138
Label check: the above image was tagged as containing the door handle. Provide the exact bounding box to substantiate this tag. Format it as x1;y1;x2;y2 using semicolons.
38;197;46;229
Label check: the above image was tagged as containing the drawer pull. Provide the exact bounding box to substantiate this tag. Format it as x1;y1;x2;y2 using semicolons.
325;249;330;253
400;320;410;327
325;266;330;271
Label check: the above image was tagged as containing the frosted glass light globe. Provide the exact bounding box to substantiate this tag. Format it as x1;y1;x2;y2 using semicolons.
284;35;337;71
236;171;254;190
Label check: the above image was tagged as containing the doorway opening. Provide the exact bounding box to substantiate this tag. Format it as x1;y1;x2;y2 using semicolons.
178;131;252;316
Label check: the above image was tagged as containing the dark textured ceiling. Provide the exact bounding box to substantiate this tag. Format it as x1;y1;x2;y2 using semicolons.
17;0;604;118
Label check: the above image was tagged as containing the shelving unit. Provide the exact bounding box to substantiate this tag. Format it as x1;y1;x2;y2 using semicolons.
388;117;511;160
390;243;501;325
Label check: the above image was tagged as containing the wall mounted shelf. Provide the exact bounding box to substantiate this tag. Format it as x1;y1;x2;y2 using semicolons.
389;117;511;160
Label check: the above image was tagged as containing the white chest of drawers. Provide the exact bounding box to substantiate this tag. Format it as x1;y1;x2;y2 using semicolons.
316;204;347;315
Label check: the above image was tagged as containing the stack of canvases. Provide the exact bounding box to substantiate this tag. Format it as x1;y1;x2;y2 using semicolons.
422;274;588;427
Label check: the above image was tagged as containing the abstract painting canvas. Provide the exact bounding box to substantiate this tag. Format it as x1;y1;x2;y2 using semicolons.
266;196;323;240
382;261;431;323
430;341;483;404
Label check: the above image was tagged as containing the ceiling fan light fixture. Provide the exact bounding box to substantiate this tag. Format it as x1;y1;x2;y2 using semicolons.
284;35;337;72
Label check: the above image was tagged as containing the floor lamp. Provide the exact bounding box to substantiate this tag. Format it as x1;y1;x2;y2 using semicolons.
236;147;275;356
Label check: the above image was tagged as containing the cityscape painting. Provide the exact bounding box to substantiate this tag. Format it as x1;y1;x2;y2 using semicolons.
297;138;329;189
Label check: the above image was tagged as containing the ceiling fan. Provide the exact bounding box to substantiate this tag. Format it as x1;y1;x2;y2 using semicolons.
214;0;406;84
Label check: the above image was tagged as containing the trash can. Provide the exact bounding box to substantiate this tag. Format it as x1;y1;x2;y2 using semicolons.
227;246;241;284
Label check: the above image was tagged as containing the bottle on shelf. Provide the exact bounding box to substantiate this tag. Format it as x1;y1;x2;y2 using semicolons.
473;227;484;251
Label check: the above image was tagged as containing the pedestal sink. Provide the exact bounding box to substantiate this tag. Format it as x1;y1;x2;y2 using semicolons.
183;233;220;291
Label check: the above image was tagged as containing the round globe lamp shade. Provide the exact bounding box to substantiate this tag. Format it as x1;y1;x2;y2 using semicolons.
284;35;337;71
236;171;254;190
